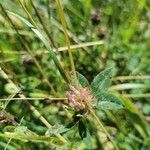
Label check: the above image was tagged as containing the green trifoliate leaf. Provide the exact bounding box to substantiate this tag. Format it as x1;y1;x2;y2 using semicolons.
96;92;124;110
91;68;113;94
77;72;89;87
98;101;123;110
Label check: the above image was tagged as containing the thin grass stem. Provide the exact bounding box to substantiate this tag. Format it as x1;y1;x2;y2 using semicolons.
0;97;67;101
29;0;57;49
18;0;39;30
56;0;77;85
112;75;150;81
0;40;104;55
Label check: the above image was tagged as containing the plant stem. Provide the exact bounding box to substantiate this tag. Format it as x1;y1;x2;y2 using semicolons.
112;75;150;81
0;40;104;54
86;101;119;150
123;93;150;98
56;0;78;85
18;0;39;30
29;0;56;49
0;97;67;101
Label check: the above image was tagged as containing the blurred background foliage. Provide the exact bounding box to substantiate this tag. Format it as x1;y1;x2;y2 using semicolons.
0;0;150;149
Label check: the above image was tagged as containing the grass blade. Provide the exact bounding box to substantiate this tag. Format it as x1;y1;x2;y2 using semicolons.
8;11;69;82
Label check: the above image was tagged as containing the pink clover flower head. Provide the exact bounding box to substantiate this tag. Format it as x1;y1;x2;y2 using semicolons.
79;88;92;100
66;86;92;111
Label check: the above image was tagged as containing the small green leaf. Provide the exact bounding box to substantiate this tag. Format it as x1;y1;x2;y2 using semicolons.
96;92;124;110
15;126;27;135
91;68;113;94
77;72;89;87
45;125;70;136
78;120;86;139
98;101;123;110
